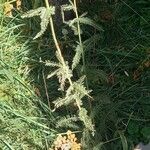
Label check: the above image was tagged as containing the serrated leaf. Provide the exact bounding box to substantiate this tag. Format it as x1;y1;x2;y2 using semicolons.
72;44;82;69
45;60;59;67
56;115;79;129
22;7;55;39
76;75;86;84
78;17;103;31
74;82;92;98
47;69;59;79
21;7;45;18
33;8;50;39
71;17;103;32
53;96;75;108
79;108;94;131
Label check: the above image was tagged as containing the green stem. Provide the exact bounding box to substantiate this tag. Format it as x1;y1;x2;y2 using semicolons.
73;0;85;74
73;0;92;109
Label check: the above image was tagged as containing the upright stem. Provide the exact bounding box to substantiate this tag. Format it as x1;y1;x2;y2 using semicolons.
73;0;85;74
73;0;90;90
73;0;92;109
44;0;81;110
45;0;65;68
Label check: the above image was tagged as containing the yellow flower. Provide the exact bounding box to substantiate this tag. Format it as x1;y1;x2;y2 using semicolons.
51;130;81;150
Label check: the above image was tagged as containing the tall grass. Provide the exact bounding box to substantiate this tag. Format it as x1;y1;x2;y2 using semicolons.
0;7;58;149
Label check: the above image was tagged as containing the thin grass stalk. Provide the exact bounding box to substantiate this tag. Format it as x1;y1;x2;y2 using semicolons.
73;0;92;111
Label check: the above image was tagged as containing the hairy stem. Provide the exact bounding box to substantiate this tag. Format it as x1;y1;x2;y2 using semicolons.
44;0;81;110
73;0;92;109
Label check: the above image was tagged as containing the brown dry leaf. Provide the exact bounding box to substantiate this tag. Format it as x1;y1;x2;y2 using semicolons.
100;10;113;22
4;2;13;17
108;73;115;84
34;87;41;97
16;0;21;10
144;60;150;68
133;70;141;80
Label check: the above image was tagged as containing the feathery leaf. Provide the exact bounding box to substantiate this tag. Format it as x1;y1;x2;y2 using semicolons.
72;44;83;70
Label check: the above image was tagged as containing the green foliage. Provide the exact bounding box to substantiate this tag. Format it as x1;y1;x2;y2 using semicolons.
0;0;149;149
141;127;150;140
79;108;94;133
0;9;57;149
72;44;82;69
127;122;139;135
56;115;79;129
21;0;97;134
71;16;104;32
21;6;55;39
127;120;150;144
118;131;128;150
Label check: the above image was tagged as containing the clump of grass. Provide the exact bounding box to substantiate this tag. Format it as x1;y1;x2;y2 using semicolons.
0;7;58;149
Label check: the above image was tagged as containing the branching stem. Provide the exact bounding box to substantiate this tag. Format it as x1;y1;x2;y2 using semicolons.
73;0;86;80
44;0;81;110
73;0;92;109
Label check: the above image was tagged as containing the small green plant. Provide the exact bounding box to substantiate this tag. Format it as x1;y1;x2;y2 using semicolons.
20;0;104;133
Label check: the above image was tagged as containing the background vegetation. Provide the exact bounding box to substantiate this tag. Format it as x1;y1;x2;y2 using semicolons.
0;0;149;149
